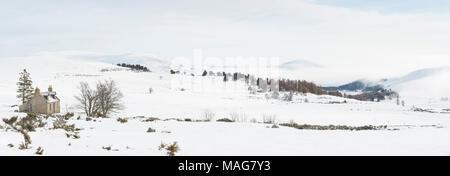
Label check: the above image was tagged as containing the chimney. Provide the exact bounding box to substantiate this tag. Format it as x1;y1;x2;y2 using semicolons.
35;87;40;95
48;85;53;92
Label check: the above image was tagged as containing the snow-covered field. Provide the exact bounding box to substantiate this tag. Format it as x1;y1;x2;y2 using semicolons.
1;52;450;156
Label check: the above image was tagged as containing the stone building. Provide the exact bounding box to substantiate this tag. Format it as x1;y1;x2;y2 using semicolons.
19;86;60;115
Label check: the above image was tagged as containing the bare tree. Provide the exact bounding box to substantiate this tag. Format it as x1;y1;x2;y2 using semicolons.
74;82;98;117
96;80;124;116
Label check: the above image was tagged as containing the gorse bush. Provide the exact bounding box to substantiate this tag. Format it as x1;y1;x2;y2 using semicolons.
2;115;38;150
18;113;46;131
158;141;180;156
53;117;81;139
216;118;234;122
117;118;128;123
35;147;44;155
147;127;156;133
102;146;112;151
95;112;106;118
53;112;75;120
53;117;67;129
279;123;388;131
142;117;160;122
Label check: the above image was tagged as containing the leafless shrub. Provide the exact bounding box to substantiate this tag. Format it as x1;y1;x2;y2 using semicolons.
289;119;296;125
249;86;257;95
148;88;153;94
75;80;124;117
271;91;280;99
250;118;258;123
201;109;215;122
262;114;277;124
228;112;248;122
158;141;180;156
229;112;239;122
7;144;14;148
75;82;99;117
96;79;124;117
283;92;294;101
239;113;248;122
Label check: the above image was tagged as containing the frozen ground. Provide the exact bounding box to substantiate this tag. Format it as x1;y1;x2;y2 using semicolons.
0;52;449;156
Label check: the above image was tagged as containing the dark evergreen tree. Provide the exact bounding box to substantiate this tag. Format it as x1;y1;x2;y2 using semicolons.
202;70;208;76
17;69;34;104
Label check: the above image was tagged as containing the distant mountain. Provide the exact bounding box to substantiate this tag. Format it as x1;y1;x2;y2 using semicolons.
322;79;386;92
279;59;322;70
322;67;450;99
382;67;450;89
381;67;450;98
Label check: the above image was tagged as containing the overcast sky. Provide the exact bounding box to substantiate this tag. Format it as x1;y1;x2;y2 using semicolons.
1;0;450;81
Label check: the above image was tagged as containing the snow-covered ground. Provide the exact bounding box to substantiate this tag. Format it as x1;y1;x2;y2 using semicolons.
1;52;449;156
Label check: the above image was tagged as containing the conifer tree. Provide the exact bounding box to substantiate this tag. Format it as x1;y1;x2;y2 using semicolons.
17;69;34;104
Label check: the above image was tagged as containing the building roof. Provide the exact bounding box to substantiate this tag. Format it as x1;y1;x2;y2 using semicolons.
41;91;59;103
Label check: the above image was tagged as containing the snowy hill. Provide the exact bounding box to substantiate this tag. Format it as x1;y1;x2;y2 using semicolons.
383;67;450;99
56;51;172;73
1;52;450;156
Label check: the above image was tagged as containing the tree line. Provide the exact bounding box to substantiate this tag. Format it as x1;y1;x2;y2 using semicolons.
117;63;150;72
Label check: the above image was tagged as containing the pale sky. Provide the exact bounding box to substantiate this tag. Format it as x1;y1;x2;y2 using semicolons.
1;0;450;83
